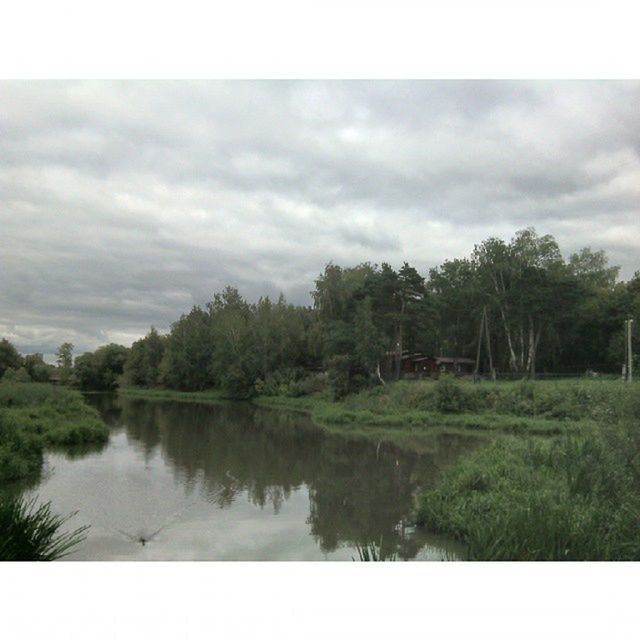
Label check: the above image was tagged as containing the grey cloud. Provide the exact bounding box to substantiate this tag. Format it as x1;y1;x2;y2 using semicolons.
1;80;639;355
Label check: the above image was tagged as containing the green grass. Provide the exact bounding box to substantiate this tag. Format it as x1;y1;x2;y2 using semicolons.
124;378;634;440
0;494;88;561
416;416;640;560
254;388;595;437
119;386;226;404
0;383;109;483
342;377;634;422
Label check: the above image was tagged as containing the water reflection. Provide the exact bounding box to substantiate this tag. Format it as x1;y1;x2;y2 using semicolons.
27;395;482;560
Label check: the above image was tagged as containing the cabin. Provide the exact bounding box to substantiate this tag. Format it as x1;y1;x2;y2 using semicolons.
382;352;476;380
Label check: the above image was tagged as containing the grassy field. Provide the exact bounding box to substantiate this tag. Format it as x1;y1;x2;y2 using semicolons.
0;383;109;483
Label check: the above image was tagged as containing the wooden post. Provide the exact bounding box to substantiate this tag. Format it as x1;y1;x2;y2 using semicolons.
483;307;496;381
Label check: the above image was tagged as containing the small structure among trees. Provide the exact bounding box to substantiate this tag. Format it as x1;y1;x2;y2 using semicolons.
382;352;475;380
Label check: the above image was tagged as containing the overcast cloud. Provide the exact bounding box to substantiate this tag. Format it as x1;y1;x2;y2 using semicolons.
1;80;639;358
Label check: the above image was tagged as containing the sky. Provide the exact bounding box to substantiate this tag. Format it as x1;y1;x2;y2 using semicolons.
1;80;639;359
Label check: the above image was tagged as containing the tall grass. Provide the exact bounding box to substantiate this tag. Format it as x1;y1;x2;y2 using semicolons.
352;539;397;561
0;494;88;561
346;377;635;421
416;405;640;560
0;383;109;482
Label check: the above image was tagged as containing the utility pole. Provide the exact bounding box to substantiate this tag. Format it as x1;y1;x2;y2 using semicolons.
474;309;484;382
483;307;496;381
627;318;634;383
474;307;496;382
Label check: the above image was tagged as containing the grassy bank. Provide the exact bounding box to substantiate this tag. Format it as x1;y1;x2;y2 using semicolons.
255;377;636;437
119;387;226;403
0;383;109;482
415;385;640;560
121;378;635;438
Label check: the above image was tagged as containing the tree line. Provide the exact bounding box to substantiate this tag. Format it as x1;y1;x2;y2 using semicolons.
1;228;638;398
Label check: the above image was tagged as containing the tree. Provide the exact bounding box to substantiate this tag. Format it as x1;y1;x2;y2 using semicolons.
354;296;385;382
0;339;22;379
55;343;74;385
569;247;619;291
124;328;165;387
160;307;214;391
74;344;129;391
24;353;52;383
55;343;74;369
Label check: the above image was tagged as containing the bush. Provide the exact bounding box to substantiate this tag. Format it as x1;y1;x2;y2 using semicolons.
326;355;353;401
1;367;32;384
434;376;470;413
287;373;326;397
220;365;256;399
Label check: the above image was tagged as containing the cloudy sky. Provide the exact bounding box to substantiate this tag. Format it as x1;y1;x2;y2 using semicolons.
1;80;639;358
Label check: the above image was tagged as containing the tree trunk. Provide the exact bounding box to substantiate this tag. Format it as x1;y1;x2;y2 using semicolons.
524;316;533;376
497;303;518;372
530;324;542;379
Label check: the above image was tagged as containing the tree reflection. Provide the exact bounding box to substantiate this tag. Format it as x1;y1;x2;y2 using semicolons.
109;397;477;559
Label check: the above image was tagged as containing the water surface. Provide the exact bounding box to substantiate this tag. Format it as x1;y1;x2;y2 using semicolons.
22;395;480;560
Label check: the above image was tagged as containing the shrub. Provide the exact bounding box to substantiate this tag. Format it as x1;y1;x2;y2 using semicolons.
434;376;470;413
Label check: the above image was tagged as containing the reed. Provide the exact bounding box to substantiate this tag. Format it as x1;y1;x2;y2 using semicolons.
0;494;88;561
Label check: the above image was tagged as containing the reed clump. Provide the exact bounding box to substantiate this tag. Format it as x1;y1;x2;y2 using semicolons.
0;494;88;561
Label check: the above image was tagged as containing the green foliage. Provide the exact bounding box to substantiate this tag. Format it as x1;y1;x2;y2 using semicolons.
416;413;640;560
326;355;355;400
124;328;165;387
55;342;74;384
353;540;397;561
55;342;74;369
24;353;52;383
252;368;324;398
0;383;109;482
0;495;88;561
434;376;468;413
74;343;129;391
0;338;22;379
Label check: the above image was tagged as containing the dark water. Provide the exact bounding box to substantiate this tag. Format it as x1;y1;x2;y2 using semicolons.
21;395;481;560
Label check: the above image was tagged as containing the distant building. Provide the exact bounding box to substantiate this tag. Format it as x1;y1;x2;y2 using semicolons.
382;352;476;380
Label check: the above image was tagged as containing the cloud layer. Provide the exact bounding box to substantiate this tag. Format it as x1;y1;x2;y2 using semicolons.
1;80;639;357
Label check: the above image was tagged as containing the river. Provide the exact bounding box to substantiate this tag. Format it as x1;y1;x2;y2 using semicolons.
19;394;481;560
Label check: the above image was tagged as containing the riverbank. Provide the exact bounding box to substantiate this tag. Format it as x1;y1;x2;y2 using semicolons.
118;387;226;404
0;383;109;483
121;377;630;437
